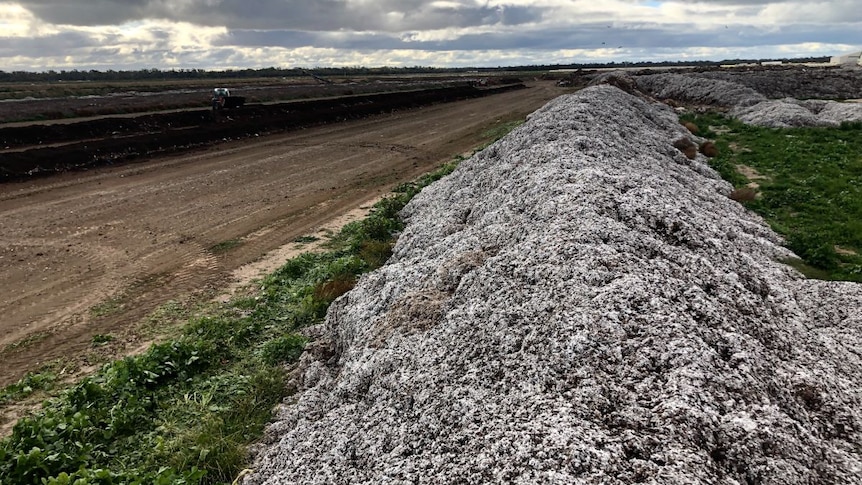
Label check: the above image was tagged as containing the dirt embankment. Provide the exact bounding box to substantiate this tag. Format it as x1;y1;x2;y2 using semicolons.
0;81;562;391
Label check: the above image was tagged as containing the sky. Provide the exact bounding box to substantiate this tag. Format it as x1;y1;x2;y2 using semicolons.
0;0;859;72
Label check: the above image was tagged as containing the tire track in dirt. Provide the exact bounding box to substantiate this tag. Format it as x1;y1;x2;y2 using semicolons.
0;82;562;386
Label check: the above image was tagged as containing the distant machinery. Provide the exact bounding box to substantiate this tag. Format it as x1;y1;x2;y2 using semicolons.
211;87;246;110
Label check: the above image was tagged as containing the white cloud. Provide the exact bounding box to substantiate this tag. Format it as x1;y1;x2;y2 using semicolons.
0;0;859;71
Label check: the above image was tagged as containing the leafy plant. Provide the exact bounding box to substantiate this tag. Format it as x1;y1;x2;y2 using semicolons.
0;371;58;405
260;335;307;366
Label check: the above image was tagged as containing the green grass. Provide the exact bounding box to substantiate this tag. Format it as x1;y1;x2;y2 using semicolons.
682;113;862;281
91;334;115;347
2;331;51;353
0;371;59;405
291;235;319;244
90;297;125;317
0;160;461;485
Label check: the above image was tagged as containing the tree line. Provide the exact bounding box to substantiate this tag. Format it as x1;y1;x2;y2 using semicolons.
0;57;831;83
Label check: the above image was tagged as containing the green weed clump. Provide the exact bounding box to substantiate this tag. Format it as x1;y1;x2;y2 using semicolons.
0;160;461;485
0;371;58;405
683;112;862;281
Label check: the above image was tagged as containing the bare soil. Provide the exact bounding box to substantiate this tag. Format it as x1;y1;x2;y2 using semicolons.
0;84;526;180
0;75;490;124
0;81;561;388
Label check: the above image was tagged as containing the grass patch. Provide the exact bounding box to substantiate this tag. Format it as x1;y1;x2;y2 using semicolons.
90;297;124;317
684;112;862;281
209;239;242;254
0;372;58;406
2;331;51;353
0;160;461;485
481;119;524;144
91;334;115;347
292;235;319;244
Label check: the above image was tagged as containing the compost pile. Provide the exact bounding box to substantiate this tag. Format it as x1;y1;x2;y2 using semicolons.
693;67;862;100
634;71;862;128
246;85;862;484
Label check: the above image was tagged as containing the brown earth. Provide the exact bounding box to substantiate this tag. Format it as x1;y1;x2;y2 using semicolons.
0;84;526;180
0;81;561;388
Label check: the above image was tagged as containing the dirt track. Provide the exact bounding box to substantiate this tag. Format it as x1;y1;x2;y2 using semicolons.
0;81;561;386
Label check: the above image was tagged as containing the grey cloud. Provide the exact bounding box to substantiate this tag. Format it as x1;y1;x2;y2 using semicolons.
0;31;101;56
17;0;544;31
217;21;861;52
19;0;150;26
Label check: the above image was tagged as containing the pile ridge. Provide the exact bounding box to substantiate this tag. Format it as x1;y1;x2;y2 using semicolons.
246;85;862;484
629;71;862;127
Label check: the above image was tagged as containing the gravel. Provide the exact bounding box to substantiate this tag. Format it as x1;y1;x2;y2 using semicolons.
244;85;862;485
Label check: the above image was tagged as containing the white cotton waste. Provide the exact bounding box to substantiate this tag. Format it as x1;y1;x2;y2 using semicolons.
635;73;767;108
631;71;862;128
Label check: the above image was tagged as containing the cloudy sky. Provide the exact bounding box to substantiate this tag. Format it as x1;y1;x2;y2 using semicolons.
0;0;858;71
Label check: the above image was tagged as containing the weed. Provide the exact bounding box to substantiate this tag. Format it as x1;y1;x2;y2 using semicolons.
687;113;862;281
0;372;58;405
209;239;242;253
292;235;319;244
358;240;394;269
260;335;307;366
91;334;114;346
2;331;51;353
482;120;523;142
90;297;124;317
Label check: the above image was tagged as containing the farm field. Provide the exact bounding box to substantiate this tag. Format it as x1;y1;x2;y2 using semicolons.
0;73;505;124
0;79;562;388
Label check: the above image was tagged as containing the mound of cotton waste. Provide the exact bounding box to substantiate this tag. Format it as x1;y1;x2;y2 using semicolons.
635;73;767;108
629;71;862;128
732;99;862;128
694;68;862;100
245;85;862;485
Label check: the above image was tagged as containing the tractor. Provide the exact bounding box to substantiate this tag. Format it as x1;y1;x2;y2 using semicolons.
211;87;245;110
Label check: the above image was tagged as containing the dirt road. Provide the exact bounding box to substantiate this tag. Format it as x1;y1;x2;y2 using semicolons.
0;81;561;386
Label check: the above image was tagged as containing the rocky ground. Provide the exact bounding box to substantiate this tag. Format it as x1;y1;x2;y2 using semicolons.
244;81;862;484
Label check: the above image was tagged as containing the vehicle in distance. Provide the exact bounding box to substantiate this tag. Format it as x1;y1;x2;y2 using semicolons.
211;87;246;110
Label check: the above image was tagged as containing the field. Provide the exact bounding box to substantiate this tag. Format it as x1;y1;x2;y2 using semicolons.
683;113;862;281
0;79;527;180
0;76;563;394
0;74;496;124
